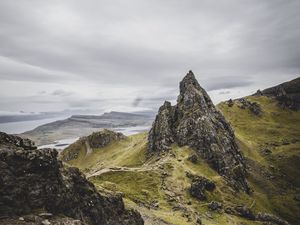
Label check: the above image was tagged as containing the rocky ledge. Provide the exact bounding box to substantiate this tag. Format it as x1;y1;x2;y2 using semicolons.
254;77;300;110
0;132;143;225
148;71;250;193
0;132;36;150
226;98;262;116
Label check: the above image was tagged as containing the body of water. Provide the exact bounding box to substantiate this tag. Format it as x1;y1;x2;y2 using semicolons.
113;125;150;135
0;118;150;150
38;125;150;150
38;137;80;150
0;117;68;134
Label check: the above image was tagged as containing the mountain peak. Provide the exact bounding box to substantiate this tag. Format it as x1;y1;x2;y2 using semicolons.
179;70;200;93
178;70;214;111
148;71;250;193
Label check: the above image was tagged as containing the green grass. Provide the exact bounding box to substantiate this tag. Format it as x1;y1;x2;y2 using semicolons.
218;96;300;149
60;95;300;224
89;170;162;203
217;96;300;224
60;132;147;171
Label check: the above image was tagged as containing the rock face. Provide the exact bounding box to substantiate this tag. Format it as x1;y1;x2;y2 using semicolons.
61;129;127;162
86;129;126;149
148;71;250;192
254;77;300;110
0;132;143;225
0;132;36;150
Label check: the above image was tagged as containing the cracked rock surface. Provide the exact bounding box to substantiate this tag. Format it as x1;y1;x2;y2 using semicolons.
0;132;143;225
148;71;250;192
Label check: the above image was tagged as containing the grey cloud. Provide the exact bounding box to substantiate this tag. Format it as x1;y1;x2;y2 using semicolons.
218;91;231;95
132;97;143;107
204;77;254;91
52;89;73;97
0;0;300;112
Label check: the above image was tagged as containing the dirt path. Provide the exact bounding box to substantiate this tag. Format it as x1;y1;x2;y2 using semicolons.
85;140;93;155
87;152;172;178
87;166;153;178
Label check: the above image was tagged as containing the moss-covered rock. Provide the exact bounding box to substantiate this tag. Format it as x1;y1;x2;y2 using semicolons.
148;71;250;193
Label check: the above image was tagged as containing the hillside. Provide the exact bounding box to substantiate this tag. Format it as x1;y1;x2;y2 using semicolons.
0;132;143;225
61;73;299;225
21;111;154;146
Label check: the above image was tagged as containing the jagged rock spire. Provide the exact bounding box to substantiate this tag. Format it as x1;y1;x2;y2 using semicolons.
148;71;250;193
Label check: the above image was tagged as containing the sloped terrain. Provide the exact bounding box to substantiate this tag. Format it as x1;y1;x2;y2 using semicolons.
148;71;250;193
64;131;296;224
218;95;300;224
61;74;299;225
21;111;154;146
0;132;144;225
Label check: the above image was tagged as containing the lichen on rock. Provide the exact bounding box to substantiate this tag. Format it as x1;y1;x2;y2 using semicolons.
0;132;143;225
148;70;250;193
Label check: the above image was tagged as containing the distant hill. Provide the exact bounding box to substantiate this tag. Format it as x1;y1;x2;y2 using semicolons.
21;111;154;146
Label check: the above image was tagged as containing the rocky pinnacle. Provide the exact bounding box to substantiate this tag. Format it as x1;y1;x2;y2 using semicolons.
148;71;250;193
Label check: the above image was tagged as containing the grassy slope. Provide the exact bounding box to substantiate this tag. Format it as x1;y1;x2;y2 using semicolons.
60;132;147;171
89;143;261;225
61;96;299;224
218;96;300;224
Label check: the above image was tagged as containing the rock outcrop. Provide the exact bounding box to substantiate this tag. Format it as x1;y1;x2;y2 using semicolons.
148;71;250;192
0;132;36;150
61;129;126;162
86;129;126;149
0;132;143;225
238;98;262;116
186;173;215;201
256;213;289;225
254;77;300;110
224;206;290;225
208;201;223;211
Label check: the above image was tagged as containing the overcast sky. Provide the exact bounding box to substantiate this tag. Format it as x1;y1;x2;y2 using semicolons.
0;0;299;114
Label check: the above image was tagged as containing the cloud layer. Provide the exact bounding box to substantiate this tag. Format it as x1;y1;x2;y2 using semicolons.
0;0;299;113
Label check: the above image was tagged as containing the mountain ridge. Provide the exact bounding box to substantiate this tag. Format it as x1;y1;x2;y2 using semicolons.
20;111;154;146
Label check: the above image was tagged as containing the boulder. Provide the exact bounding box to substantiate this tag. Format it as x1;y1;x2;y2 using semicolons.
187;154;198;163
234;205;255;220
238;98;262;116
208;201;223;211
227;99;234;107
188;174;215;201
